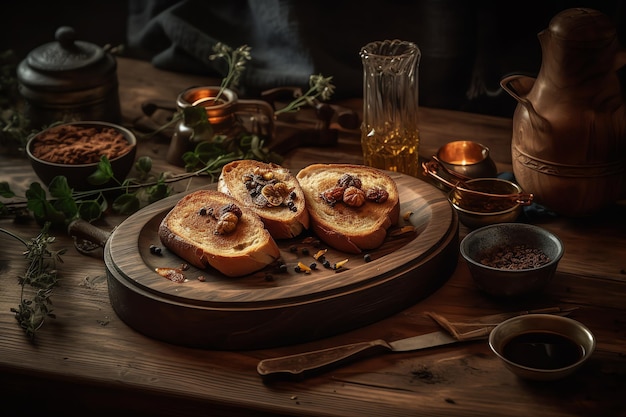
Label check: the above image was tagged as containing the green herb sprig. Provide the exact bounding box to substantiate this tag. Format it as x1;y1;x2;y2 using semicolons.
182;132;282;172
274;74;336;115
0;223;65;340
140;43;335;167
0;154;230;227
208;42;252;102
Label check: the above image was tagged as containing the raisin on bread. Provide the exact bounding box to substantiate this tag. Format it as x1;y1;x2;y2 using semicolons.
296;164;400;254
218;160;310;239
158;190;280;277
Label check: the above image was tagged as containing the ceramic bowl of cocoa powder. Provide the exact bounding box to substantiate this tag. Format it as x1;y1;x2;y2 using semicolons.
459;223;564;297
26;121;137;190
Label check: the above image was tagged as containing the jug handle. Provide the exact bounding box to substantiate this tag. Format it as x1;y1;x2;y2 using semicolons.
500;74;535;106
500;74;551;133
235;99;276;140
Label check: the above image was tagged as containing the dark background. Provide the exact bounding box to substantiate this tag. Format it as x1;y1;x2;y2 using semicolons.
1;0;625;117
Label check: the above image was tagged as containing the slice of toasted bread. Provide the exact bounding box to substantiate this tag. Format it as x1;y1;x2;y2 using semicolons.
158;190;280;277
296;164;400;253
217;160;309;239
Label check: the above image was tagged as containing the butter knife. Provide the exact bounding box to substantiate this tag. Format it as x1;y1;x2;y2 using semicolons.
257;307;576;379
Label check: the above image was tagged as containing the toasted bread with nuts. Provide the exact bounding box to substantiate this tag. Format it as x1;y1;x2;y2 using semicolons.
217;160;310;239
296;164;400;254
158;190;280;277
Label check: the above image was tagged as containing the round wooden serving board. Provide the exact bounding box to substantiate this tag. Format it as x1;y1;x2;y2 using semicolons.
104;171;458;350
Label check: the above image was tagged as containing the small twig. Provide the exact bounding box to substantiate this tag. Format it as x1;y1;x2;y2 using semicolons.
1;223;64;340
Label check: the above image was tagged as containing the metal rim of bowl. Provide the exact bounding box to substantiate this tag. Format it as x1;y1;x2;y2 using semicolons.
448;178;522;216
26;121;137;168
448;196;521;217
459;223;564;272
488;314;596;375
437;140;491;166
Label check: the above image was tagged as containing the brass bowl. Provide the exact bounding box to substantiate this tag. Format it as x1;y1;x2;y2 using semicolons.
26;121;137;190
436;140;498;179
489;314;596;381
448;178;524;229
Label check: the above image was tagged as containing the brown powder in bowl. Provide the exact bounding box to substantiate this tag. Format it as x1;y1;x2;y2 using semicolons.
31;124;133;165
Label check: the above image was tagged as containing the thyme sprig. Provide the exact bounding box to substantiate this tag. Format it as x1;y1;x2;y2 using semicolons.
208;42;252;102
140;43;335;148
0;223;65;340
207;43;335;115
274;74;336;115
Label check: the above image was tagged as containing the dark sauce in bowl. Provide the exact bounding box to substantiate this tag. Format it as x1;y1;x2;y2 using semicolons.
502;331;585;370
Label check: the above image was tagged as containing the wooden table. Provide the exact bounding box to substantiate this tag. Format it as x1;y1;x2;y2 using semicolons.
1;57;625;417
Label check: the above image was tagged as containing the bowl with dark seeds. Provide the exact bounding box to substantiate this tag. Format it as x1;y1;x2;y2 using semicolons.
459;223;564;297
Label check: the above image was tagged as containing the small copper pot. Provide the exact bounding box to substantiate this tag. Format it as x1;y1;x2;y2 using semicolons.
436;140;498;179
167;86;275;165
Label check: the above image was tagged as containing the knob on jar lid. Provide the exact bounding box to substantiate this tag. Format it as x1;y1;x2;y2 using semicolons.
27;26;105;71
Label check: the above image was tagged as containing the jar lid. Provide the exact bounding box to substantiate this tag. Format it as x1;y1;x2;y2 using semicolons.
27;26;104;71
18;26;116;91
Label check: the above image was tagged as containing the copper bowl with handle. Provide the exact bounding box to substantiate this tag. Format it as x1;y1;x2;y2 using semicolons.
423;159;533;228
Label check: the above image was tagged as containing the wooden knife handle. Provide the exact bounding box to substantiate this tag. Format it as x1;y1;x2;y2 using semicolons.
257;339;390;379
67;218;111;248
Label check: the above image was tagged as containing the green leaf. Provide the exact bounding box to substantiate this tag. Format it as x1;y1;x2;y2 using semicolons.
87;156;115;185
0;181;15;198
52;197;78;219
25;182;47;203
78;201;103;222
146;183;171;203
135;156;152;174
48;176;73;199
182;107;214;142
46;176;77;218
182;151;202;170
112;193;140;215
25;182;67;226
195;140;227;162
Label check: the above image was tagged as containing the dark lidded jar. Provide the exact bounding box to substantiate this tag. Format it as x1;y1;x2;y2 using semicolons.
17;26;122;129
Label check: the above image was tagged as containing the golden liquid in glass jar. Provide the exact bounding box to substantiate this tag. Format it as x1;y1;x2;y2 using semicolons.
361;128;420;177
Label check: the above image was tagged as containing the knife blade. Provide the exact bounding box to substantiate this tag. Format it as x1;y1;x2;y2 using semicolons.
256;306;576;379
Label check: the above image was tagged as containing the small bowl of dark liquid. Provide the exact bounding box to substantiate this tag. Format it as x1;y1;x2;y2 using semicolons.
489;314;596;381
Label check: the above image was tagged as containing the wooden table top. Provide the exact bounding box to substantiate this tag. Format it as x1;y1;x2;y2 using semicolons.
1;57;625;417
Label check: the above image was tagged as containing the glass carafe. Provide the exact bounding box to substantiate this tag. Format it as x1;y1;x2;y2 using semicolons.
360;40;421;177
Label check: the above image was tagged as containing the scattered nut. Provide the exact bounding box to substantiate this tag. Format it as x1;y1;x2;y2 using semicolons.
343;186;366;207
216;211;239;235
333;259;349;270
365;186;389;203
261;184;284;206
